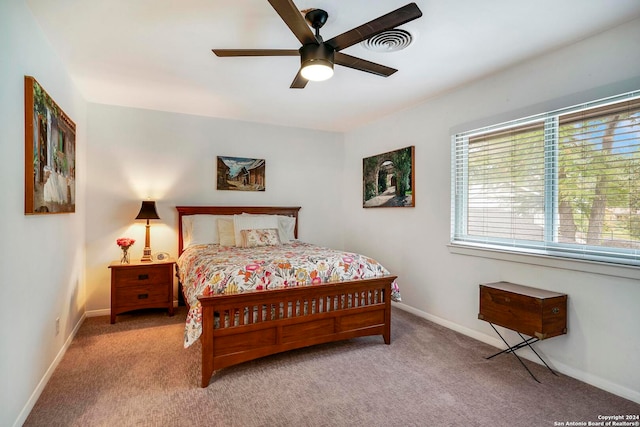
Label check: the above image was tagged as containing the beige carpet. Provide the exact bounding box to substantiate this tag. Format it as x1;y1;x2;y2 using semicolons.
25;306;639;426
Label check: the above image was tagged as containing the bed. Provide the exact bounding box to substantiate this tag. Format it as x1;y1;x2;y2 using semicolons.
176;206;399;387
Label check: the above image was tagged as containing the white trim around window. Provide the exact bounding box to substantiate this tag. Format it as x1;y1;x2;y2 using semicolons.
451;90;640;268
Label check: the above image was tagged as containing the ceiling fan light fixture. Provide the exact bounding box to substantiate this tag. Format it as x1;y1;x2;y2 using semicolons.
301;61;334;81
299;43;334;82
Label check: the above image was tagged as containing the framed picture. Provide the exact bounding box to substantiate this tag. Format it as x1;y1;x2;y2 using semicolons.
217;156;265;191
363;146;415;208
24;76;76;214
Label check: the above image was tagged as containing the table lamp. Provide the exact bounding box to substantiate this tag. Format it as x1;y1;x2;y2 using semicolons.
135;200;160;262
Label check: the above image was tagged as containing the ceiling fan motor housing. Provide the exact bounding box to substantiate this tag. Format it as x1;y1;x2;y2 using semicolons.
299;42;335;68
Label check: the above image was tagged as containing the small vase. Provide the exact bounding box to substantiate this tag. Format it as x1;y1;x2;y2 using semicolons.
120;246;130;264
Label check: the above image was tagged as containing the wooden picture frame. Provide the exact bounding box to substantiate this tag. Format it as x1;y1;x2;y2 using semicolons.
363;146;415;208
216;156;265;191
24;76;76;214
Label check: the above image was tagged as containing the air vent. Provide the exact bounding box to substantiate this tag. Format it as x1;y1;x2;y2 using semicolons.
360;29;413;52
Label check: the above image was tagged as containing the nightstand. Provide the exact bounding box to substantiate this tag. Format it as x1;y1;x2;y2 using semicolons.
108;259;175;324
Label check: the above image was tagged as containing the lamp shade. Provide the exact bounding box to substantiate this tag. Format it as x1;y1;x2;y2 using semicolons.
135;201;160;220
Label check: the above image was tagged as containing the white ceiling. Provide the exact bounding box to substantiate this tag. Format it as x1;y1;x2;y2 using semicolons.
26;0;640;132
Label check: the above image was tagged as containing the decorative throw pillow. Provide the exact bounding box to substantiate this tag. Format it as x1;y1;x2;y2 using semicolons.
239;213;296;242
240;228;281;248
233;214;279;246
217;218;236;246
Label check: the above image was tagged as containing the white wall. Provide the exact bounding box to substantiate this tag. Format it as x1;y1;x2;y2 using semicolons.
84;104;344;313
343;18;640;403
0;1;87;426
4;2;639;424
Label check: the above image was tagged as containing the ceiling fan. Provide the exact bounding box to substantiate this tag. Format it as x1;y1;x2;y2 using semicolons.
212;1;423;88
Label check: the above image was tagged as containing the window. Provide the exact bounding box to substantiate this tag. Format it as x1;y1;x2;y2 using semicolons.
452;91;640;266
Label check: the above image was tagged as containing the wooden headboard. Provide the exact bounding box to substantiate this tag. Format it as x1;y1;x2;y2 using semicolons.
176;206;301;254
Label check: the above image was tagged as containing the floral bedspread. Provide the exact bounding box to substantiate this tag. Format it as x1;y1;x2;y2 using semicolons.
177;241;400;347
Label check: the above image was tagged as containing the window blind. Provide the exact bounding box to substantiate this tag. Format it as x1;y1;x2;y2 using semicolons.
452;91;640;266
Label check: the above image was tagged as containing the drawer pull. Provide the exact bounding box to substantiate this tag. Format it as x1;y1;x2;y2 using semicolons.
138;274;149;280
552;307;560;314
138;293;149;299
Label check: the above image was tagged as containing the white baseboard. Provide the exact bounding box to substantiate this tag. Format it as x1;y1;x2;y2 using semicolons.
85;300;180;318
85;308;110;318
13;312;87;427
391;302;640;404
547;359;640;404
392;301;505;349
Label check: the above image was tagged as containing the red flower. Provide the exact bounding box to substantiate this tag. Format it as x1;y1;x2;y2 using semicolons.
116;237;135;248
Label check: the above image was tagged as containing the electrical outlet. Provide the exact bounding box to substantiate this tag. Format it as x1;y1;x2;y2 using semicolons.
55;317;60;335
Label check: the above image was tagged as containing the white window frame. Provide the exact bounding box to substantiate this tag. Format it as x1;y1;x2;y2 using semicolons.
451;90;640;269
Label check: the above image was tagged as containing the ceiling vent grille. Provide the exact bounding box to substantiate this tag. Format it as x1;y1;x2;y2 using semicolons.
360;29;413;52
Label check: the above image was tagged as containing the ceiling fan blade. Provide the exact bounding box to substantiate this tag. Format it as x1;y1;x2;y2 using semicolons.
213;49;299;57
334;52;397;77
267;0;318;46
290;70;308;89
326;3;422;51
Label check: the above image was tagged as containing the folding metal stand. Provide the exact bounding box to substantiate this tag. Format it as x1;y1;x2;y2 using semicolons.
486;323;558;383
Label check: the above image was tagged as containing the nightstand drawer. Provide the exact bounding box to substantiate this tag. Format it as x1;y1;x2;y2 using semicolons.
115;283;169;307
113;266;169;286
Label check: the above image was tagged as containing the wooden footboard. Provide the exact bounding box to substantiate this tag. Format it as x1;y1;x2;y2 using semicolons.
198;276;395;387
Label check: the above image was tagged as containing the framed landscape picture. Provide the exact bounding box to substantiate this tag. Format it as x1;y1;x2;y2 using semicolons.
217;156;265;191
363;146;415;208
24;76;76;214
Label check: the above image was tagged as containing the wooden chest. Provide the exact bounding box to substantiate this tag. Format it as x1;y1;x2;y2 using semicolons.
478;281;567;340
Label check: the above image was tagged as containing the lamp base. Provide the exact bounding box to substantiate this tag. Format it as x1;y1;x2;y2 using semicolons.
141;247;153;262
141;220;153;262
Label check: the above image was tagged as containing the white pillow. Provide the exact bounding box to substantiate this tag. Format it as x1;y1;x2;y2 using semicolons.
239;213;296;243
183;214;232;247
233;214;279;246
277;215;296;242
182;216;194;247
217;218;236;246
